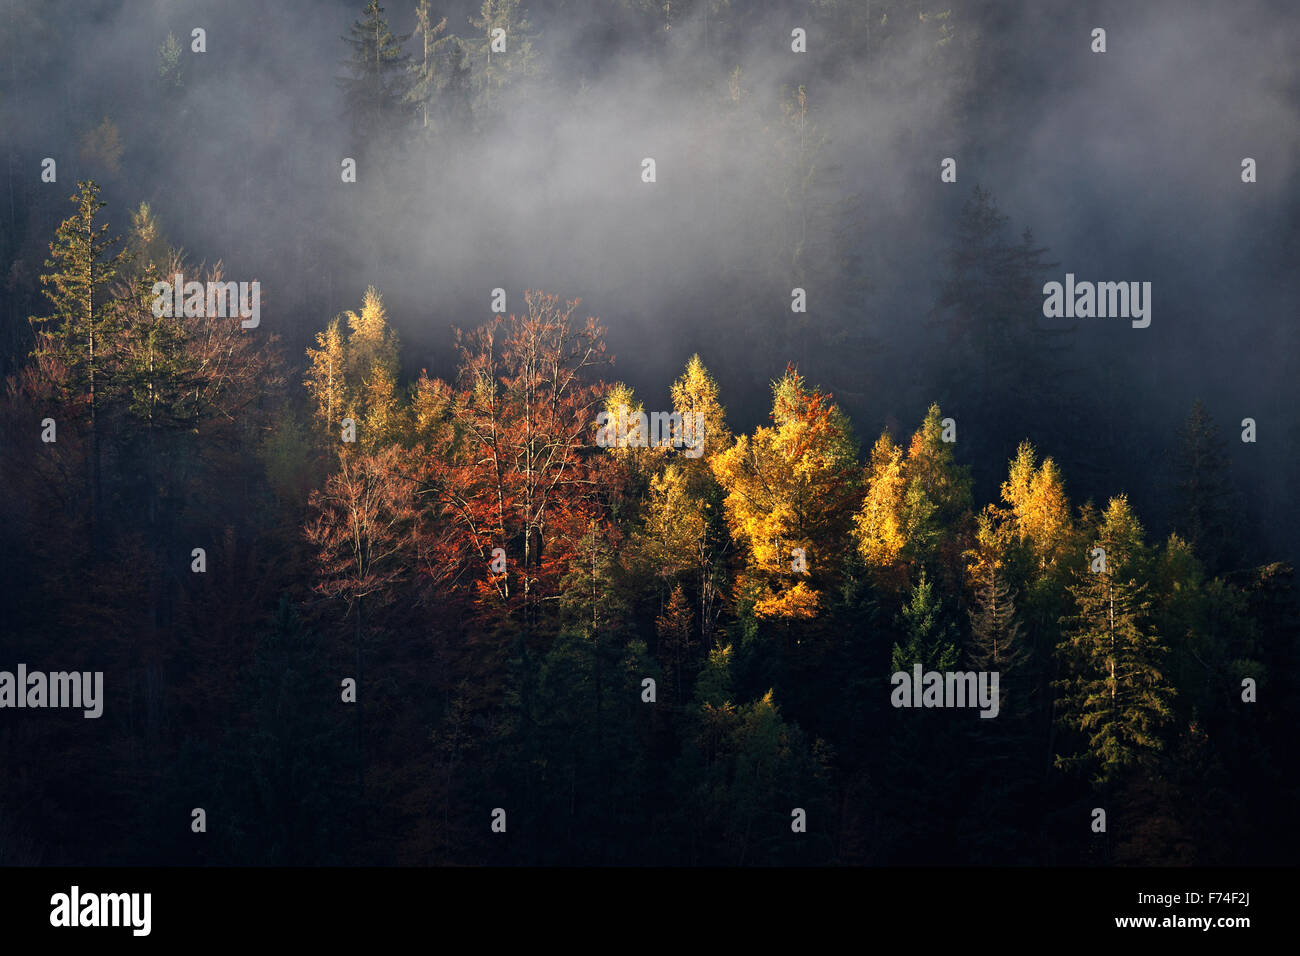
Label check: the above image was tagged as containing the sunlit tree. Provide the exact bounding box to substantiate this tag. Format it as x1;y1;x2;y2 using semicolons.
1055;495;1174;785
712;367;860;620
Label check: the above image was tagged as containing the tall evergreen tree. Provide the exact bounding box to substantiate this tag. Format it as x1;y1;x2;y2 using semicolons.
467;0;541;119
891;567;960;674
1055;496;1174;785
968;558;1026;674
341;1;414;144
1173;400;1238;574
407;0;449;132
28;180;129;527
929;187;1068;496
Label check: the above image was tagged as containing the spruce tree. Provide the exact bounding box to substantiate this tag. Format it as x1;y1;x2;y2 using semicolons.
467;0;540;118
1055;496;1175;784
968;558;1026;674
407;0;449;131
340;0;414;144
891;567;960;674
1173;400;1238;574
929;187;1068;494
29;180;129;526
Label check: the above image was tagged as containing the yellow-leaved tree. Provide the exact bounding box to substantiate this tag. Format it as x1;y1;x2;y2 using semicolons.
854;430;908;573
852;404;972;590
629;356;733;649
1000;440;1073;571
711;367;860;620
305;285;406;449
669;354;732;481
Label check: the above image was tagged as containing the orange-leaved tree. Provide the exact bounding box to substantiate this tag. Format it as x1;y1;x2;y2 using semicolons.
417;291;616;638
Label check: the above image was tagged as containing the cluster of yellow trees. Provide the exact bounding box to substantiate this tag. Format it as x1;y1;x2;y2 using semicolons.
301;286;1138;634
609;353;1083;623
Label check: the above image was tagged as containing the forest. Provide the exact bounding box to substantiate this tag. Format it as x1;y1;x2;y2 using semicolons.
0;0;1296;867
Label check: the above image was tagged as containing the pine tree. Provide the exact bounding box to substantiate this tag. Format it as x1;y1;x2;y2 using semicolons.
900;402;973;575
340;0;414;144
113;250;190;533
28;181;129;526
891;567;960;674
467;0;540;119
407;1;449;131
853;405;973;587
305;289;405;448
1173;400;1238;574
359;361;408;451
967;558;1027;674
855;430;908;575
1000;440;1073;571
441;37;474;136
930;187;1068;491
1055;496;1175;784
125;202;172;274
765;85;861;375
344;285;399;408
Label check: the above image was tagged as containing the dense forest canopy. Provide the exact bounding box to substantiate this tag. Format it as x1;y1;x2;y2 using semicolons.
0;0;1296;866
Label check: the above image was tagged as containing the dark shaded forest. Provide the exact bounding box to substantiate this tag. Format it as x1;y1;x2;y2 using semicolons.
1;0;1297;866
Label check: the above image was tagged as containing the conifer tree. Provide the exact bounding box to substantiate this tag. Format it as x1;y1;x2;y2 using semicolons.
407;0;449;131
1173;400;1238;574
341;1;414;144
669;354;731;475
29;181;129;525
305;316;349;435
467;0;540;118
156;32;183;91
1000;440;1073;571
344;285;400;406
711;367;860;620
656;583;695;706
125;202;171;273
1055;496;1174;784
855;430;908;574
890;567;960;674
930;187;1067;489
968;557;1026;674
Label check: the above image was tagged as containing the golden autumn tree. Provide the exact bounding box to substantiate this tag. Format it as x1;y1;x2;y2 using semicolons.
669;354;732;478
853;404;972;590
410;372;457;451
598;381;665;481
638;463;708;579
625;355;733;650
304;316;348;434
711;367;860;620
344;286;400;428
854;430;908;573
1000;440;1074;572
359;361;409;451
305;285;402;447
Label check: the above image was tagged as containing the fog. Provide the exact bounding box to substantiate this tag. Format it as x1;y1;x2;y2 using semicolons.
2;0;1297;556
